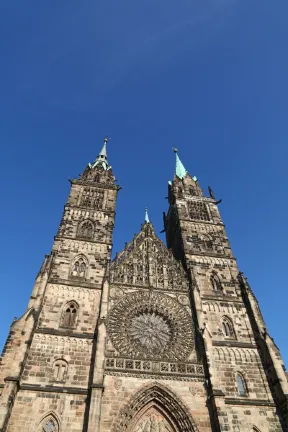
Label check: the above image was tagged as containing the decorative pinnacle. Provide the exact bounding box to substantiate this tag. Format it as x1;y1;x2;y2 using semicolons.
88;136;110;170
145;208;150;223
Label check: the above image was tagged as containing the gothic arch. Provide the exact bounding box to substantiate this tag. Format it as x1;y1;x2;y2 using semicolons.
38;412;60;432
77;219;94;239
210;272;222;291
71;254;88;278
111;382;199;432
60;300;79;328
222;316;236;339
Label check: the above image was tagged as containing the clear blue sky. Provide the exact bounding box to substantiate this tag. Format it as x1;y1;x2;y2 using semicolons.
1;1;287;365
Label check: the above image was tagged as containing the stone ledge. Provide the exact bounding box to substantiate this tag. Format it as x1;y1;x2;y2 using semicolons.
48;278;102;290
225;398;275;407
212;340;257;349
19;384;88;395
106;371;204;382
71;179;120;191
54;234;112;247
35;328;94;339
4;376;19;383
91;384;105;389
201;295;242;303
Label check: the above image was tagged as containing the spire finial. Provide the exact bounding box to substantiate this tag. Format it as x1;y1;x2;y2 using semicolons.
145;208;150;223
89;136;110;170
173;147;187;179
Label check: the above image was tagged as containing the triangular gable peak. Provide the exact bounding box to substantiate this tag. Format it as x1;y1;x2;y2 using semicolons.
111;222;189;292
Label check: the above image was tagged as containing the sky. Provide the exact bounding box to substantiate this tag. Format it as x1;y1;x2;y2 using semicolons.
0;1;287;366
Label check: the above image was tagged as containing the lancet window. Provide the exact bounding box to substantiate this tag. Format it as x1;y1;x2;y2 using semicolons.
236;373;248;396
210;273;222;291
61;301;78;328
53;359;68;382
39;415;59;432
222;316;236;339
71;256;87;278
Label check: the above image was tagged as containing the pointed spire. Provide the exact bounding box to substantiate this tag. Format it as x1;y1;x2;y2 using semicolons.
173;148;187;180
145;207;150;223
89;137;111;170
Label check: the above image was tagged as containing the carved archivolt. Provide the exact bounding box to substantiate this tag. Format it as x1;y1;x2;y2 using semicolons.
111;383;199;432
107;291;194;361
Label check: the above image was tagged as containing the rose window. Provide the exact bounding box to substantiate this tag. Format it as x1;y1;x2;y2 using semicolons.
129;312;171;354
107;291;194;361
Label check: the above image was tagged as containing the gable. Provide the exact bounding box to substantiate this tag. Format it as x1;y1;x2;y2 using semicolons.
110;222;189;292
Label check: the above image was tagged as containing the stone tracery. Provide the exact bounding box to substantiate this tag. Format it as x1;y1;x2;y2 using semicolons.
107;291;194;361
110;224;189;291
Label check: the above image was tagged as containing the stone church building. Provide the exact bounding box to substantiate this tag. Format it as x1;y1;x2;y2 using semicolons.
0;139;287;432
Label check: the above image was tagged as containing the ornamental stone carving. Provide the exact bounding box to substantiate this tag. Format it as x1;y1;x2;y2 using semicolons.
107;291;194;361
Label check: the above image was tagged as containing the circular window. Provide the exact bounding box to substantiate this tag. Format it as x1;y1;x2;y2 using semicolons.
107;291;194;361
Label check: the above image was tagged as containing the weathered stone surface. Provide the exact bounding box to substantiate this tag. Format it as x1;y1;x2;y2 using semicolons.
0;150;286;432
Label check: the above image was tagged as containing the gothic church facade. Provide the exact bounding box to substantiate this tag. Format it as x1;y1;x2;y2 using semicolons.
0;140;287;432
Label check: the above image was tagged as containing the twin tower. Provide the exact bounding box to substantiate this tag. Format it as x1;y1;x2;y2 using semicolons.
0;139;287;432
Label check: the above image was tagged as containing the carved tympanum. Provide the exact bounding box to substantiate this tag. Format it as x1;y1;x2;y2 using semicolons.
134;411;174;432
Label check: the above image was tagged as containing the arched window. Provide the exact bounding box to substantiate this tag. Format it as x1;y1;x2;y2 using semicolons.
236;373;247;396
39;414;59;432
61;301;78;328
77;220;94;239
71;256;87;278
222;316;235;338
53;359;68;382
189;187;196;195
200;234;213;251
210;273;222;291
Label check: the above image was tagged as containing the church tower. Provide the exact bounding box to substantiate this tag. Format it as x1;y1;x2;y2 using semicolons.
164;149;288;431
0;142;287;432
0;139;119;432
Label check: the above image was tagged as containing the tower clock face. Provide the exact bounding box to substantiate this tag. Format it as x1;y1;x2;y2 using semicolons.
107;291;194;361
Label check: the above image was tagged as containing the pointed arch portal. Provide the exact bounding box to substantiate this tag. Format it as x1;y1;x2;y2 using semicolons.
112;383;198;432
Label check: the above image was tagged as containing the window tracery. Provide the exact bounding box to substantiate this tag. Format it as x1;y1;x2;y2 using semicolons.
210;274;222;291
61;301;78;328
107;291;194;361
236;373;247;396
77;220;94;239
38;415;59;432
199;234;213;251
126;263;134;284
222;316;235;339
81;187;104;209
71;256;87;278
188;201;210;221
156;259;164;288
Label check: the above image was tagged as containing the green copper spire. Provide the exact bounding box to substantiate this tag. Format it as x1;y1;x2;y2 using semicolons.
145;208;150;223
89;137;111;170
173;148;187;179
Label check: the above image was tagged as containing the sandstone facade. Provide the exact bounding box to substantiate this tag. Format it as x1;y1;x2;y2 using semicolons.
0;141;287;432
